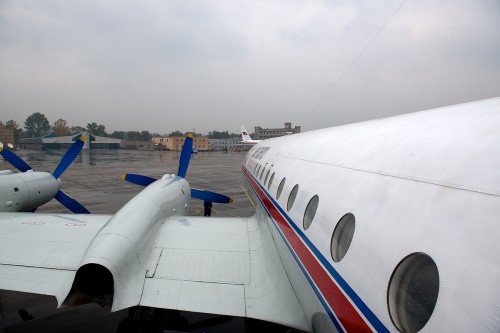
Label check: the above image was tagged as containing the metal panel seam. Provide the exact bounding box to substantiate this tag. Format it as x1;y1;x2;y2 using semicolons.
272;154;500;196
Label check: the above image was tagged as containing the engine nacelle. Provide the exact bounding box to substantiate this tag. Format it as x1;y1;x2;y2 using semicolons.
62;175;191;311
0;171;60;212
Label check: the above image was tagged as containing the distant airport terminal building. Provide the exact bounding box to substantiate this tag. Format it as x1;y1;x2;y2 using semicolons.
19;131;121;150
254;122;300;140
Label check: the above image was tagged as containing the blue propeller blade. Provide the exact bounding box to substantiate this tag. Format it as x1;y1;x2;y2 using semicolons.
54;190;90;214
52;136;85;179
191;188;233;204
0;144;32;172
121;173;157;186
122;134;233;205
177;133;193;178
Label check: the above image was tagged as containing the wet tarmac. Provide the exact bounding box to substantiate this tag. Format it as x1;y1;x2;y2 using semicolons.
0;149;293;333
7;149;256;217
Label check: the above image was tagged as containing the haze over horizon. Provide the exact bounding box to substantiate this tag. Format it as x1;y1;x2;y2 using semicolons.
1;0;499;135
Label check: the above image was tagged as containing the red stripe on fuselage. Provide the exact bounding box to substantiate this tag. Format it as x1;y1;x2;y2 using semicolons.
243;167;372;333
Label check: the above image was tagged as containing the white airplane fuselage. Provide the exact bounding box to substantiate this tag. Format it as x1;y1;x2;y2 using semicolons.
242;97;500;332
0;171;60;212
1;99;499;333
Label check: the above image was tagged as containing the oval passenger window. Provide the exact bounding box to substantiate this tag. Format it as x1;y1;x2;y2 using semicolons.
264;169;271;186
387;253;439;333
330;213;355;262
277;177;286;199
287;184;299;211
268;172;275;190
303;195;319;230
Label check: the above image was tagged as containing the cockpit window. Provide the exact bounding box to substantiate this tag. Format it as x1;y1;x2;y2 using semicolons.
277;177;286;199
303;195;319;230
287;184;299;211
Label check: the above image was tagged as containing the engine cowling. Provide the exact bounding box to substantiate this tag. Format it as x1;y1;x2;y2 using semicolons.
0;172;59;212
62;175;190;311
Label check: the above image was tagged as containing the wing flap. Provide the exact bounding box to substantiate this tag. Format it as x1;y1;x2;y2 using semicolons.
140;215;310;331
0;265;75;302
154;248;249;284
0;213;110;303
141;279;246;317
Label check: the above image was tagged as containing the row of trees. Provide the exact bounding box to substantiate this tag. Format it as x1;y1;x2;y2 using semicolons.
1;112;242;145
207;130;240;139
0;113;154;143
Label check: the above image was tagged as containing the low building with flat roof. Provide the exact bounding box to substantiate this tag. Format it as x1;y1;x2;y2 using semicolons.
254;122;300;140
209;138;249;151
122;140;155;151
152;136;209;151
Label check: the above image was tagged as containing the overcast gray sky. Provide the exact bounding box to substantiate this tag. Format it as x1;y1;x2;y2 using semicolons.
1;0;499;135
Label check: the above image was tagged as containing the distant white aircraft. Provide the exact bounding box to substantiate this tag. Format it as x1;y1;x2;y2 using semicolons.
240;125;261;144
0;137;89;213
0;99;500;332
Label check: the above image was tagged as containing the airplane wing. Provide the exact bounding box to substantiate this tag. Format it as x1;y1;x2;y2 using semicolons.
0;212;309;331
0;213;111;301
140;215;310;331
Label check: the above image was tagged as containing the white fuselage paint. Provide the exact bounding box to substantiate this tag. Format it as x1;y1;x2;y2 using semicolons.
3;98;499;332
0;171;60;212
241;140;260;145
242;97;500;332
